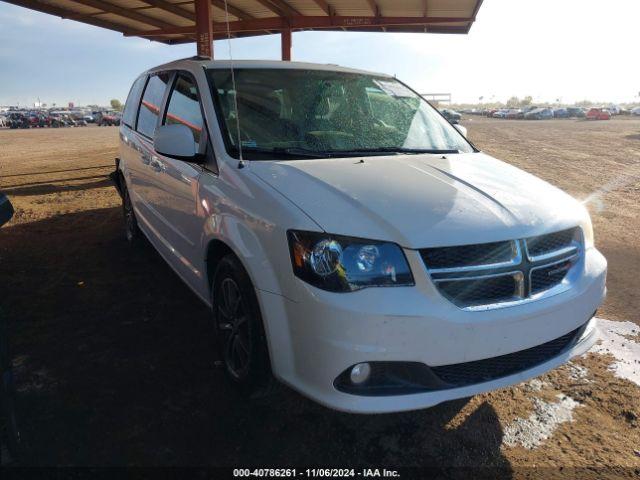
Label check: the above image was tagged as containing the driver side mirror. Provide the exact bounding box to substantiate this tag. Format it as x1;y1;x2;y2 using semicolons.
154;124;198;161
453;124;467;137
0;193;14;227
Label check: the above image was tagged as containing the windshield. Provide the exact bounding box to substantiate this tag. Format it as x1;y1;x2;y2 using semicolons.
207;68;474;159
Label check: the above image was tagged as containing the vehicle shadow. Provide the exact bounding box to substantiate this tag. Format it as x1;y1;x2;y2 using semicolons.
0;207;512;473
1;176;111;197
1;165;113;179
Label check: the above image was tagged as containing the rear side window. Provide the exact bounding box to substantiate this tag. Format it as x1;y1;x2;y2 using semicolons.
122;75;146;128
136;73;170;139
163;74;204;149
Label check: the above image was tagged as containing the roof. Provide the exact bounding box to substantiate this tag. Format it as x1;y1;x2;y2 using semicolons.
3;0;484;44
151;58;394;76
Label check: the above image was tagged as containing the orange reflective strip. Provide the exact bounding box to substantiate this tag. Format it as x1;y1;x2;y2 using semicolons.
165;111;202;133
141;100;160;114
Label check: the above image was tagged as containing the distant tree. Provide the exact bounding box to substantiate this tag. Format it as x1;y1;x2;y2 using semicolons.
520;96;533;107
506;96;520;107
110;99;123;111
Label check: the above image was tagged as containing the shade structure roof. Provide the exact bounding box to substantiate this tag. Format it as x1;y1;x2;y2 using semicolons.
3;0;484;44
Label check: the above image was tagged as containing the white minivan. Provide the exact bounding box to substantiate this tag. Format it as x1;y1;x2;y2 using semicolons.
113;58;606;413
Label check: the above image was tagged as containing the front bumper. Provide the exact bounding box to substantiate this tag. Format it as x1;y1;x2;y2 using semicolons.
259;247;606;413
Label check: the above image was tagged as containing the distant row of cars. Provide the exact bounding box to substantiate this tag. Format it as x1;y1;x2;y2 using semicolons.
0;110;122;129
444;105;640;123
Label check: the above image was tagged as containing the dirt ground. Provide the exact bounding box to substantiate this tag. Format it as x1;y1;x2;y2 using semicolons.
0;119;639;474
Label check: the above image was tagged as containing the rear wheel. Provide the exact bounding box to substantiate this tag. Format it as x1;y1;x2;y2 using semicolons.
212;255;271;393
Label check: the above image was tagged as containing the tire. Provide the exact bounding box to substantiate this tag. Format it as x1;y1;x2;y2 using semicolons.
212;255;271;393
121;177;142;245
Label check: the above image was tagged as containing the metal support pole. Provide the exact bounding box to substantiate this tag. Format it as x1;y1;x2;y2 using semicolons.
194;0;213;58
281;29;292;61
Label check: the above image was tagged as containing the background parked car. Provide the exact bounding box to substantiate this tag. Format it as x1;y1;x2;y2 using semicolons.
566;107;586;118
7;113;29;129
95;111;121;126
586;108;611;120
493;109;509;118
607;105;621;115
553;108;569;118
49;113;69;127
506;109;524;119
631;106;640;116
524;108;554;120
440;109;462;124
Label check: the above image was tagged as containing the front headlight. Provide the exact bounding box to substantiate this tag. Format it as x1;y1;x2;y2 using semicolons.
578;205;594;249
580;215;594;249
287;230;415;292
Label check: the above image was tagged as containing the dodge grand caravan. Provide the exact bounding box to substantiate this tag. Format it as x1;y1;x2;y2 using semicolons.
113;58;606;413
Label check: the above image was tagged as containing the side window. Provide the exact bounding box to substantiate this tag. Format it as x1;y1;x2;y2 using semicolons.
122;75;146;128
136;73;170;139
163;73;204;149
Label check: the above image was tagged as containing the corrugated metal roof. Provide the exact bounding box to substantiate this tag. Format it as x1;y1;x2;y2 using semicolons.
2;0;483;44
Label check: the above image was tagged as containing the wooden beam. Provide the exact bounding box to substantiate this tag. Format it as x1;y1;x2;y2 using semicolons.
281;29;291;60
309;0;332;16
67;0;179;30
194;0;213;58
211;0;253;20
139;0;195;21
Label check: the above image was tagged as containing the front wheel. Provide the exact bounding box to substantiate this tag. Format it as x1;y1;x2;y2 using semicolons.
212;255;271;393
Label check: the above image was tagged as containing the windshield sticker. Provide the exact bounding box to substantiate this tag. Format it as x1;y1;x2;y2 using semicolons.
241;140;257;147
373;80;414;98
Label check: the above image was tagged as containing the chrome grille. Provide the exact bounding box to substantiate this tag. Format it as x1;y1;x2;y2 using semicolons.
420;228;581;310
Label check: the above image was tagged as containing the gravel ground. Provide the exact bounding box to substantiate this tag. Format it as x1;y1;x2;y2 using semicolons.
0;120;639;473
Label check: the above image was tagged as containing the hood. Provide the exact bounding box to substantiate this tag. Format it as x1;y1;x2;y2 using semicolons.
249;152;586;248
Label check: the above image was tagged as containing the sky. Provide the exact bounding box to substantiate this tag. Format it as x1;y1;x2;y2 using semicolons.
0;0;639;107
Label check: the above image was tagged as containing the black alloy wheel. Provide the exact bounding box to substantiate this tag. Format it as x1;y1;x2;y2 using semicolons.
213;255;270;391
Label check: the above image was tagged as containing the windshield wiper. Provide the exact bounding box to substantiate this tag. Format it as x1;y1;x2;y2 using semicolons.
231;146;333;159
329;147;461;156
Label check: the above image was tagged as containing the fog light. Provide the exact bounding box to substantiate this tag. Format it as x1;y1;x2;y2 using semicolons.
350;362;371;384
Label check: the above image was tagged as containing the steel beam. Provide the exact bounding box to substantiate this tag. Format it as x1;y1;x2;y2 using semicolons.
194;0;213;58
139;0;195;21
127;15;473;37
309;0;332;16
211;0;253;20
365;0;379;16
281;29;291;60
253;0;298;17
67;0;178;30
